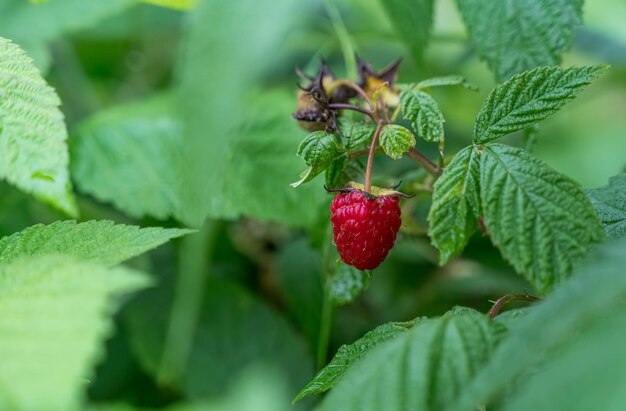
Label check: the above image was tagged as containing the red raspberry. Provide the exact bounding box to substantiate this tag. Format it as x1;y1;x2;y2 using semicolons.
330;190;402;270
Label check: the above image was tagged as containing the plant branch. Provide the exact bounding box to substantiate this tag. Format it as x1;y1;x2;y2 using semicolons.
488;293;541;318
329;79;376;114
406;148;442;176
329;103;376;120
364;121;386;193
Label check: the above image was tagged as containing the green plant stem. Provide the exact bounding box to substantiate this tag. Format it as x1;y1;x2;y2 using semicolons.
407;148;442;177
317;224;335;370
364;121;386;193
323;0;358;79
488;293;541;318
157;219;220;386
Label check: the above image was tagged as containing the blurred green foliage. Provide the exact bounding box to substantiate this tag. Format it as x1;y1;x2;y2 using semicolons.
0;0;625;410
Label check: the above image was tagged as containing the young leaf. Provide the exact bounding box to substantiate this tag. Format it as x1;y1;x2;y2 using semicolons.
379;124;416;159
0;255;149;411
329;261;371;305
317;308;505;411
338;118;375;151
292;131;343;187
379;0;434;62
0;37;77;215
428;146;480;265
401;89;445;142
456;0;584;81
585;174;626;240
295;319;419;402
450;238;626;411
0;220;193;266
416;75;479;91
71;96;183;220
474;65;608;144
479;144;605;293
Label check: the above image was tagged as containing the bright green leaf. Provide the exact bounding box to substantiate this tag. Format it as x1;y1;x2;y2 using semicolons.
295;318;418;402
0;220;192;266
329;261;371;305
479;144;604;293
379;0;434;62
71;96;183;220
325;153;349;189
473;65;608;144
456;0;584;81
292;131;343;187
450;238;626;411
379;124;416;159
585;174;626;240
428;146;480;264
0;255;149;411
317;307;504;411
416;75;479;91
0;37;77;215
400;89;445;142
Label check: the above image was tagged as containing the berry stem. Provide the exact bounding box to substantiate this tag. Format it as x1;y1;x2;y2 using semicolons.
407;148;442;176
487;293;541;318
328;103;376;120
364;120;386;193
328;79;377;116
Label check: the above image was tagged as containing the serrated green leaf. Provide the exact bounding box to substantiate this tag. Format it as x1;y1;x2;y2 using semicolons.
292;131;343;187
325;152;349;189
474;65;607;144
480;144;604;293
0;37;77;216
450;238;626;411
403;89;445;142
416;75;479;91
0;220;192;266
329;261;371;305
456;0;584;81
338;118;375;150
379;124;416;159
0;255;149;411
585;174;626;240
428;146;480;264
71;96;183;220
317;308;505;411
295;318;418;402
380;0;434;62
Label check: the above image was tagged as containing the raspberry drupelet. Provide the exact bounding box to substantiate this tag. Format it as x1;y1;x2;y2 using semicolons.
330;189;402;270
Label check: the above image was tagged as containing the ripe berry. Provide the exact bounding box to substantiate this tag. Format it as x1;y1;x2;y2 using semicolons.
330;189;401;270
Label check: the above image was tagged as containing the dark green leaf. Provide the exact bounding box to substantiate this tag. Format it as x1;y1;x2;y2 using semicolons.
585;174;626;240
292;131;343;187
295;318;418;402
416;75;479;91
479;144;604;293
380;0;434;62
456;0;584;81
329;261;371;305
0;37;77;215
474;65;608;144
450;238;626;410
379;124;416;159
317;308;504;411
0;220;192;266
71;96;182;220
339;118;375;150
428;146;480;264
325;153;349;189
